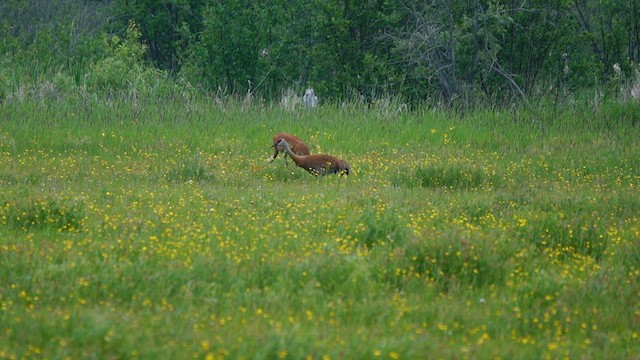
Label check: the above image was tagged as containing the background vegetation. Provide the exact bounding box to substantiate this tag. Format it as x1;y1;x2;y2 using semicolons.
1;0;640;106
0;1;639;359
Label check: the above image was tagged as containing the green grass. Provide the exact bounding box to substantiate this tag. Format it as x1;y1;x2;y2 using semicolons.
0;96;639;359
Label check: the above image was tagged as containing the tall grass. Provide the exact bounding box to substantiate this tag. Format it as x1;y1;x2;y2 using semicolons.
0;95;638;359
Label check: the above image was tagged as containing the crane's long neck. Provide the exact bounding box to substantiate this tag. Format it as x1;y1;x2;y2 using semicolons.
281;140;304;165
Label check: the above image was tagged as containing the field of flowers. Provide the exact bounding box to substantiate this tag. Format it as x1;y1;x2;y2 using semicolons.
1;98;639;359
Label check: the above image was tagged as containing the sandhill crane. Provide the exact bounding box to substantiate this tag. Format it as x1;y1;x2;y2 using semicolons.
273;138;350;176
268;132;311;166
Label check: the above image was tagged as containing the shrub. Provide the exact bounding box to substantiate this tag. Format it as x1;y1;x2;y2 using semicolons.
384;229;508;291
84;21;172;99
519;211;607;261
166;152;214;183
2;199;84;232
348;206;409;249
393;164;493;190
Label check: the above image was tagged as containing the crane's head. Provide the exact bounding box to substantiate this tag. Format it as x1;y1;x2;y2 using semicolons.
272;138;289;149
341;163;350;176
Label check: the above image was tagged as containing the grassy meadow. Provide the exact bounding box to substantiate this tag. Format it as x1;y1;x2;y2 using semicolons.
1;96;639;359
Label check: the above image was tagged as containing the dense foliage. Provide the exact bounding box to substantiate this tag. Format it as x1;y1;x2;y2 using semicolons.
1;0;640;106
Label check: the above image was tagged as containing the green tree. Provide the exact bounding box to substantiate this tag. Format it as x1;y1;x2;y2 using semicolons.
310;0;400;99
181;1;270;95
179;0;400;101
85;21;170;97
388;1;519;106
114;0;207;72
0;0;112;84
495;0;596;99
570;0;640;77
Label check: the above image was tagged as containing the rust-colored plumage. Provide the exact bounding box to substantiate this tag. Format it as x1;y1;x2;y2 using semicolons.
273;138;350;176
268;132;311;166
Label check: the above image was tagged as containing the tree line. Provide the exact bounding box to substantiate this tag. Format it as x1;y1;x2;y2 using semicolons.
1;0;639;107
